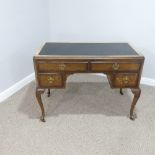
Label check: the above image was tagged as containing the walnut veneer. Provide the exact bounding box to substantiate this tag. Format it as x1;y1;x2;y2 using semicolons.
33;43;144;122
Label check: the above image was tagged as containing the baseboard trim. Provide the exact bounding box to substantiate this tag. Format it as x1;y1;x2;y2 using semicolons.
0;73;35;103
141;77;155;86
0;73;154;103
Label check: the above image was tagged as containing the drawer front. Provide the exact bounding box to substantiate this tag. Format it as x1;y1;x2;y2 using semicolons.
114;73;138;88
91;62;140;72
38;74;63;87
38;62;87;72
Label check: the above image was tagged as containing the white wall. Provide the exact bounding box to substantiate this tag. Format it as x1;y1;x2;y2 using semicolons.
0;0;50;93
1;0;155;94
49;0;155;79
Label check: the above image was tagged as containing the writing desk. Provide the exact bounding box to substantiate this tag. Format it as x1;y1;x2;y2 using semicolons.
33;43;144;122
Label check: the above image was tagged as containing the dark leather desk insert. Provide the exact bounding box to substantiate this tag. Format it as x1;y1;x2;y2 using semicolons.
33;43;144;122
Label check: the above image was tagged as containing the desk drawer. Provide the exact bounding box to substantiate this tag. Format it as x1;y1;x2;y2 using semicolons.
38;74;63;87
111;73;138;88
38;62;87;72
90;62;140;72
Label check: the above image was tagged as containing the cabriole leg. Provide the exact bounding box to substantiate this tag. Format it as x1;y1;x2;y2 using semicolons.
130;88;141;120
36;88;46;122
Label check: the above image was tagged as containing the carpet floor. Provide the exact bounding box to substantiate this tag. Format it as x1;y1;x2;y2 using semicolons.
0;74;155;155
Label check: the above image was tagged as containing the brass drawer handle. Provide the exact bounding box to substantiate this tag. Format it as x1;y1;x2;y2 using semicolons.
123;76;129;84
48;76;55;84
59;64;66;70
112;63;120;70
116;76;129;85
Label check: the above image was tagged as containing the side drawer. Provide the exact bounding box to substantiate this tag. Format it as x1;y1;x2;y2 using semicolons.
37;62;88;72
38;74;63;88
108;73;139;88
90;62;140;72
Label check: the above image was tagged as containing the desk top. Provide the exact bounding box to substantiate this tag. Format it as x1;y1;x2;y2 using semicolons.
39;43;138;56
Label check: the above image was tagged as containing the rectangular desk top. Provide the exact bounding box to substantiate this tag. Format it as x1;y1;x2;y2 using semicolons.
39;43;139;56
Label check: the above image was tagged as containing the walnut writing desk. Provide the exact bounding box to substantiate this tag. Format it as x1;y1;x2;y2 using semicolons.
33;43;144;122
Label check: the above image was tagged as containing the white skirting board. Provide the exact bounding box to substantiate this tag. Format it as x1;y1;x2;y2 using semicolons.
0;73;35;103
0;73;155;103
141;77;155;86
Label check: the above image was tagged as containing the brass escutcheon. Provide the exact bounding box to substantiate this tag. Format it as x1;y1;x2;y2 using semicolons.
48;76;54;84
123;76;129;84
112;63;120;70
59;64;66;71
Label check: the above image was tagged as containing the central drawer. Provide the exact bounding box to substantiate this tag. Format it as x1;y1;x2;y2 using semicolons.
90;62;140;72
38;62;87;72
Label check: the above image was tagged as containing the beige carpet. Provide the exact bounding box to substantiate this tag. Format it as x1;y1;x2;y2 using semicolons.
0;74;155;155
